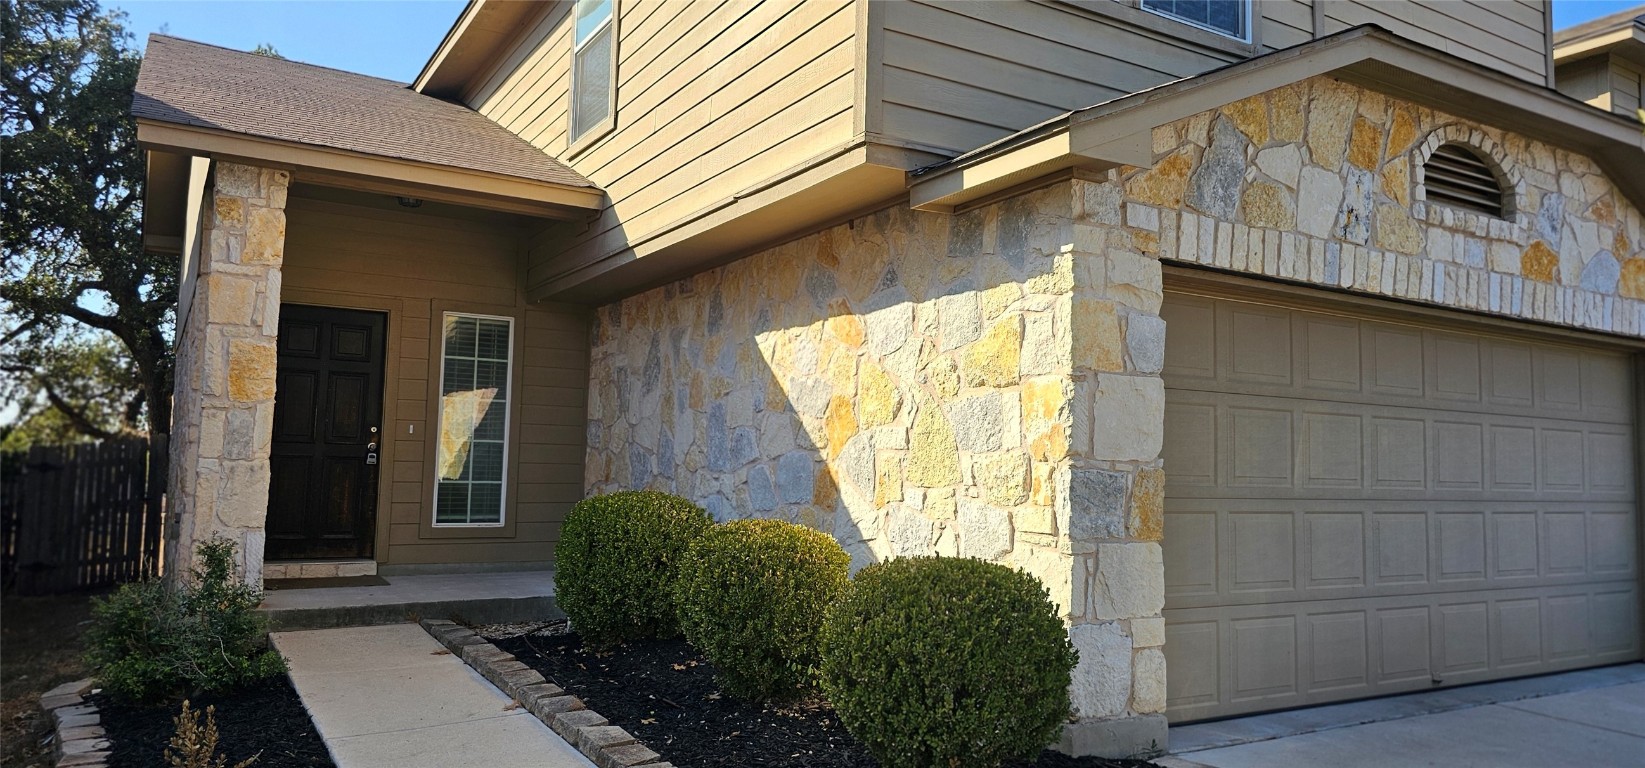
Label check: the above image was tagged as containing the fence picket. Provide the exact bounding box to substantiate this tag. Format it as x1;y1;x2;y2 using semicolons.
0;435;168;594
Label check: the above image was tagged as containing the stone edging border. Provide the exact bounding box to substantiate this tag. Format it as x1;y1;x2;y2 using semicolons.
41;679;111;767
419;619;672;768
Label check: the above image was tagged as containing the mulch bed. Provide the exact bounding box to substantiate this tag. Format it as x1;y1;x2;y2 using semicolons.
93;676;334;768
490;624;1163;768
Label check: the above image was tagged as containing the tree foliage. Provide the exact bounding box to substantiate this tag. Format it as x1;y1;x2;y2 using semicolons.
2;0;173;441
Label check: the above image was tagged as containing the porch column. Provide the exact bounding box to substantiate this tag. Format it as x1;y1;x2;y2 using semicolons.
166;161;289;585
1058;178;1170;756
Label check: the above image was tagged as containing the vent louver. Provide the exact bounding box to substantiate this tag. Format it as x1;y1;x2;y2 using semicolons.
1424;143;1505;218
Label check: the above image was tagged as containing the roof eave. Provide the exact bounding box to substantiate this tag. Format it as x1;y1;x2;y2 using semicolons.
414;0;547;99
1552;24;1645;68
910;27;1645;214
136;118;604;218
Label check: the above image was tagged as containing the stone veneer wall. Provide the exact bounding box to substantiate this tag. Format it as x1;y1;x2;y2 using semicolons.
1111;75;1645;333
166;162;289;584
585;183;1173;752
584;75;1645;755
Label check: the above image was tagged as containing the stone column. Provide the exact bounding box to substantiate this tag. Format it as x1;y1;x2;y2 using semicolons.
1057;178;1170;757
166;161;289;585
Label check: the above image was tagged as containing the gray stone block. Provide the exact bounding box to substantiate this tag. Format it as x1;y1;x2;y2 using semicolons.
40;693;83;711
551;708;608;742
599;742;662;768
1057;714;1169;759
577;725;636;753
532;694;585;723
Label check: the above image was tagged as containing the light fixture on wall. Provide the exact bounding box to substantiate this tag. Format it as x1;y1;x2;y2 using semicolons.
397;196;424;208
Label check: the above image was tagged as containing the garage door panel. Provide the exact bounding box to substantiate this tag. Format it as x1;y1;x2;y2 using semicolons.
1165;582;1641;720
1162;292;1639;722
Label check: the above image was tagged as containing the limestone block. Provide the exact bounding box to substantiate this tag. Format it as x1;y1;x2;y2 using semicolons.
1375;203;1423;255
1131;648;1168;714
775;451;815;504
213;195;244;228
1124;314;1166;375
937;291;981;351
1131;617;1165;648
1222;96;1268;145
973;451;1029;506
1072;296;1124;373
957;497;1012;560
1093;543;1164;620
214;461;270;529
242;208;286;265
1297;165;1344;238
1338;167;1375;245
1347;116;1383;170
888;510;934;557
865;301;912;357
1067;467;1127;542
1080;181;1123;225
214;163;261;197
1089;375;1164;461
906;400;961;487
1581;251;1621;293
1128;467;1164;541
1105;252;1163;313
1255;145;1302;190
1306;80;1356;170
948;393;1004;453
960;315;1023;388
1069;622;1132;719
226;339;277;402
1186;118;1247;220
1242;181;1296;230
1522;241;1559;283
1125;151;1193;209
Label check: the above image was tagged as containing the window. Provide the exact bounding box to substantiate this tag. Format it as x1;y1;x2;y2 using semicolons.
571;0;615;144
1423;143;1506;218
434;313;513;526
1141;0;1249;40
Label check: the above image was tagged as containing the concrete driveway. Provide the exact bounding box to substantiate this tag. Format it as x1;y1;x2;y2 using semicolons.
1161;664;1645;768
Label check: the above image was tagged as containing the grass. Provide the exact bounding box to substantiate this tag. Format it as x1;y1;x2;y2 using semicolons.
1;591;99;768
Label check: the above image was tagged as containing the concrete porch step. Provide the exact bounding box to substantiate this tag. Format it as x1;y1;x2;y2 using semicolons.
258;571;562;632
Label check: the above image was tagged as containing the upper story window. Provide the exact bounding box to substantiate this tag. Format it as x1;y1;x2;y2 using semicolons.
571;0;615;145
1141;0;1249;41
1423;143;1507;218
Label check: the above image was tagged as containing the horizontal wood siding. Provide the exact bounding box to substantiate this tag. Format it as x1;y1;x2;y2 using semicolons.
1317;0;1549;84
1610;58;1643;115
464;0;858;291
282;192;588;568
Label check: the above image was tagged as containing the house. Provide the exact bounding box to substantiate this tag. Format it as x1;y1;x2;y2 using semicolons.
132;0;1644;757
1553;5;1645;118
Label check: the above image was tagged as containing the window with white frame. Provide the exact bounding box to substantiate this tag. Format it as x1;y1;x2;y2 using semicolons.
1140;0;1249;40
434;313;512;526
571;0;615;143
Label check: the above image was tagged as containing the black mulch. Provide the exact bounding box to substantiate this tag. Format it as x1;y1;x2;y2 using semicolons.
493;628;1163;768
93;675;335;768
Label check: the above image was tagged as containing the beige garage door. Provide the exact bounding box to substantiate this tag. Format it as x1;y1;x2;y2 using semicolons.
1160;288;1641;723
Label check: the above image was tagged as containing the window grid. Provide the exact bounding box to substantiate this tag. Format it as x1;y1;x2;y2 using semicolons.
1140;0;1249;41
434;313;513;527
571;0;614;143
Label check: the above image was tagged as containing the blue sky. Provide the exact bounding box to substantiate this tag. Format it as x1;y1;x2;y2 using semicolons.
110;1;1645;83
114;1;466;82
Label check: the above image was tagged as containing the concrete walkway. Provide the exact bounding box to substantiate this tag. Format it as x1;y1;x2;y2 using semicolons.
1162;664;1645;768
260;571;559;631
271;623;593;768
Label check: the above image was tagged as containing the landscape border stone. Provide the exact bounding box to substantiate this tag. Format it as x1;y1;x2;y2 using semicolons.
419;619;672;768
42;679;110;768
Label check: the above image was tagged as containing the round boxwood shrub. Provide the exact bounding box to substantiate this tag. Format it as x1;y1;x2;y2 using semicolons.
675;519;850;701
819;557;1077;768
555;490;713;647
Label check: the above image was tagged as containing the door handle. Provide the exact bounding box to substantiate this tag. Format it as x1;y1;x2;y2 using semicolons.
365;442;379;465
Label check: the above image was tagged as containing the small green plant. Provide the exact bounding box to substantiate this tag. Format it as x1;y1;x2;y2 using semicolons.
819;557;1078;768
675;519;850;701
86;538;286;702
554;490;713;647
164;700;257;768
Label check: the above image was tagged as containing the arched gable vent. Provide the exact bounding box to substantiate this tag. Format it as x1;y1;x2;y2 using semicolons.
1423;143;1507;218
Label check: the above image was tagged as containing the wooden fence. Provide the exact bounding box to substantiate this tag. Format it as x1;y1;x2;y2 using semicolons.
0;434;168;594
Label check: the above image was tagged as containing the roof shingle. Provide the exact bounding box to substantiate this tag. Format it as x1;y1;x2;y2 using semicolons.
133;34;593;189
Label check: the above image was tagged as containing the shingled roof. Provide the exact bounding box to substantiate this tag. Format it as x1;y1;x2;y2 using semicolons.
133;34;593;189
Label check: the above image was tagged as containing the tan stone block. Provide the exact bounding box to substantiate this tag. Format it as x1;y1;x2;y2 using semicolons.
1270;83;1306;143
1306;80;1356;170
1348;116;1383;170
1132;648;1167;714
227;339;277;402
1382;157;1411;207
926;488;957;520
1385;105;1416;158
960;315;1022;388
1374;203;1423;255
301;563;341;579
242;208;286;264
1620;258;1645;300
204;274;257;326
924;356;960;397
1521;241;1560;283
974;451;1030;506
1072;297;1124;372
1015;504;1055;536
1029;461;1057;507
825;299;865;348
1093;542;1164;620
906;399;960;487
1241;181;1296;230
1222;95;1268;145
1124;150;1193;208
857;362;903;429
1131;617;1166;648
213;195;244;228
874;455;903;508
824;396;856;459
1128;467;1164;541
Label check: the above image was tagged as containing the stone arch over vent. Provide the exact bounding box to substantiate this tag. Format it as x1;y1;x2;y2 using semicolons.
1413;124;1522;219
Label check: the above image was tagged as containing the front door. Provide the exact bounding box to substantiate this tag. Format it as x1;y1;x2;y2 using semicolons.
267;304;386;560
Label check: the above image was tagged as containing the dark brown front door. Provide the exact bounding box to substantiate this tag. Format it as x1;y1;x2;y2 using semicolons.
267;304;386;560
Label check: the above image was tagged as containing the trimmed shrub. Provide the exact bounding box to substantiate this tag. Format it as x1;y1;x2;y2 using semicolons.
555;490;713;646
819;557;1077;768
86;539;285;703
675;519;850;701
